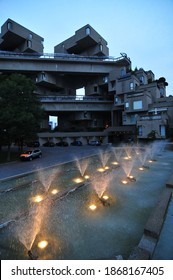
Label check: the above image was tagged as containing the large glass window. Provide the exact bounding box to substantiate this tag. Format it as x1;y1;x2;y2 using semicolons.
133;100;142;110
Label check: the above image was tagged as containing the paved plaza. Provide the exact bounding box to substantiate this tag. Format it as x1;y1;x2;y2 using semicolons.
0;143;173;259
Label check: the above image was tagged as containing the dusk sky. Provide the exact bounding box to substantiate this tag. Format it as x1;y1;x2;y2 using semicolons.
1;0;173;95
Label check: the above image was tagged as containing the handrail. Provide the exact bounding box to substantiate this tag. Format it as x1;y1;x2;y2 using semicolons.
0;50;131;62
39;95;111;102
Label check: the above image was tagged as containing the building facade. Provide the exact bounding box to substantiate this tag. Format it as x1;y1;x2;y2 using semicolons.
0;19;172;145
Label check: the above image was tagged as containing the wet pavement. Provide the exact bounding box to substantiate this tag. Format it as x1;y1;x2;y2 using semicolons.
0;143;173;259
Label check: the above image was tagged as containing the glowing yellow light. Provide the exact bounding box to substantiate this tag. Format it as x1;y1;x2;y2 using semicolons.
139;167;144;171
112;161;119;165
129;175;134;179
128;156;132;159
89;204;97;211
104;166;109;170
124;157;129;160
51;189;58;195
148;160;153;163
74;178;83;183
97;168;105;172
102;195;109;200
84;175;90;179
33;195;43;203
121;180;128;184
37;240;48;249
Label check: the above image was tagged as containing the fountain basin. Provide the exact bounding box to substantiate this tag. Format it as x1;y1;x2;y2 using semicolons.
0;145;173;260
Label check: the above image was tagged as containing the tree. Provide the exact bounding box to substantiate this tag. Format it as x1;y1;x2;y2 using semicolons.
0;73;44;161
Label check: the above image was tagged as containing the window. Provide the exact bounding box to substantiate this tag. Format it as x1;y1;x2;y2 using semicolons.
93;119;97;126
133;100;142;110
140;75;144;84
99;44;103;51
85;27;91;35
41;72;46;80
160;88;164;97
130;82;134;90
27;40;32;48
103;76;108;83
125;102;129;110
121;68;126;77
28;33;33;39
111;81;115;88
123;115;127;123
94;86;97;93
7;21;12;30
114;96;118;104
130;115;136;123
160;125;166;137
138;125;143;136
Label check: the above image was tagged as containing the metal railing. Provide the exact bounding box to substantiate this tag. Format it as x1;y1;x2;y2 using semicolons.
0;50;130;62
39;95;111;102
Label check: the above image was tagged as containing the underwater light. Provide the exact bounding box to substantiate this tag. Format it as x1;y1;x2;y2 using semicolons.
97;168;105;172
89;204;97;211
37;240;48;249
74;178;83;183
102;195;109;200
127;175;136;182
51;189;58;195
104;166;109;170
121;180;128;184
32;195;44;203
139;167;144;171
112;161;119;165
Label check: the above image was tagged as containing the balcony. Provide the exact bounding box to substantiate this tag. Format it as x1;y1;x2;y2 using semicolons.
139;115;161;121
39;95;111;103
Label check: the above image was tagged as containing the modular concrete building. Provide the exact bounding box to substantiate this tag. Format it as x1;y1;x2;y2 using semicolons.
0;19;172;145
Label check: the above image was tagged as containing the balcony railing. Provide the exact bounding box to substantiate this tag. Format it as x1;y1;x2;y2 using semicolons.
139;115;161;121
39;95;111;102
0;50;130;63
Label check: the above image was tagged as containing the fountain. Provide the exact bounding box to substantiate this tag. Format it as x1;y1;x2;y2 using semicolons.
0;141;172;260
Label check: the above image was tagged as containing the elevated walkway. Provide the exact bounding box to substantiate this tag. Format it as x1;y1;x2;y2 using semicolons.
0;51;130;74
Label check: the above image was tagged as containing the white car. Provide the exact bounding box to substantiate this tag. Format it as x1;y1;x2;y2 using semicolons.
88;140;101;146
20;149;42;161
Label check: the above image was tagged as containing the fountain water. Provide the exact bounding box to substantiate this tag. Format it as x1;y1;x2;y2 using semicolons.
98;150;110;168
75;158;89;177
0;141;172;260
37;168;58;192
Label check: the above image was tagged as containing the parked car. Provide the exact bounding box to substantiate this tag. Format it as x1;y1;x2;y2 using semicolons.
20;149;42;161
56;141;69;147
70;140;82;146
88;140;101;146
43;141;55;147
27;141;40;147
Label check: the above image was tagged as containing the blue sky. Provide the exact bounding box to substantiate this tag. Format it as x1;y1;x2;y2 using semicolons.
0;0;173;95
